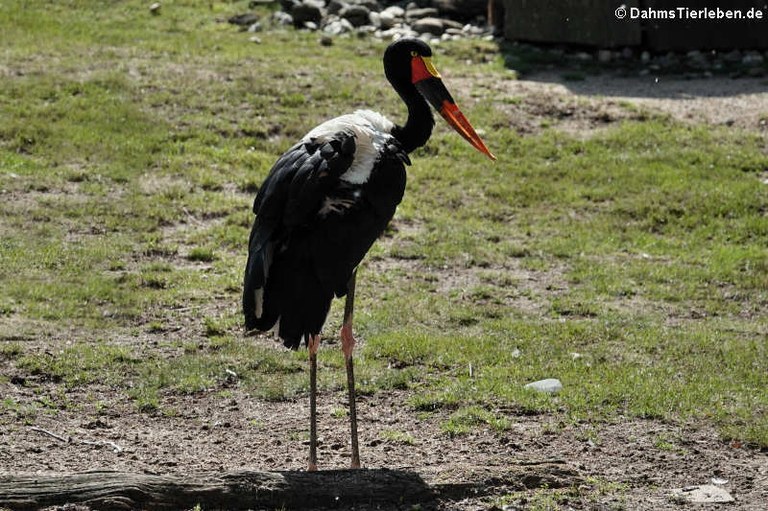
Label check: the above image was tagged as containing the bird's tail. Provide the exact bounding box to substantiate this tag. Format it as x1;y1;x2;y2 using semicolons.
243;228;276;333
243;232;333;350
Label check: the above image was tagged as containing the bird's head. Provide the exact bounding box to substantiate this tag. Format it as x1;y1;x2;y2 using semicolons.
384;38;495;161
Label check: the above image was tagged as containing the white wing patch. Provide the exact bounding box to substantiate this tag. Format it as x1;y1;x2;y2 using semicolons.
303;110;395;184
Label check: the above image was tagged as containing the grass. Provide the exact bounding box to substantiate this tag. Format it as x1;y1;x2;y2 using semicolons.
0;0;766;456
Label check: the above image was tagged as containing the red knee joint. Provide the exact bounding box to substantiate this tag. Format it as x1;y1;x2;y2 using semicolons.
340;323;356;359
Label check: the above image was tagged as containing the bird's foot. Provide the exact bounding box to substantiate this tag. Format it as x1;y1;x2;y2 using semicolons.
340;322;356;360
308;462;318;472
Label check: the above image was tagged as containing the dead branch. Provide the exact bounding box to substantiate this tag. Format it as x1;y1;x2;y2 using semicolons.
0;469;435;510
29;426;70;443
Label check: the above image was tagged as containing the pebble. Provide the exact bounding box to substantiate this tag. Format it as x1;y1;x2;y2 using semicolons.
291;1;323;27
326;0;345;15
574;51;593;62
272;11;293;25
228;12;260;27
412;17;445;36
742;52;765;66
524;378;563;393
597;49;611;63
406;7;439;20
340;4;371;27
382;5;405;17
378;11;396;29
149;2;161;15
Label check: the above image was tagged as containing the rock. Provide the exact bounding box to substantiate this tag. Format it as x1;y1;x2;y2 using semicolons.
597;49;611;63
657;52;680;68
149;2;161;15
340;4;371;27
303;20;318;30
356;0;381;11
406;7;439;20
249;35;262;44
441;18;463;30
326;0;346;15
378;27;418;40
742;51;765;66
431;0;487;21
247;21;262;32
324;17;354;35
723;49;742;63
464;23;485;35
621;47;633;59
686;50;709;69
640;51;651;63
291;0;324;28
670;485;734;503
573;51;593;62
228;12;260;26
412;17;444;35
319;34;333;46
378;10;396;29
382;5;405;18
524;378;563;393
272;10;293;25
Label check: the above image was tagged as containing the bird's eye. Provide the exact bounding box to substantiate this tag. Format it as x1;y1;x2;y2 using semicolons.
410;51;418;57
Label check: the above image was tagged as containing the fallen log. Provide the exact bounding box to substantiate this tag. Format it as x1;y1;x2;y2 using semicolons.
0;469;434;510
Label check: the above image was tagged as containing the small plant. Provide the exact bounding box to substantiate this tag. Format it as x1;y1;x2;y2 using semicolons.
187;247;216;262
442;406;511;437
380;429;416;445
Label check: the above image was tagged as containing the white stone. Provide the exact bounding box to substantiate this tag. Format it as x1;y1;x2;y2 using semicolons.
670;485;734;503
524;378;563;393
382;5;405;18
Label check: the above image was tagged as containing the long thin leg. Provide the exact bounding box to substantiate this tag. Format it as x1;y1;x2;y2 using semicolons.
308;333;320;471
341;270;360;469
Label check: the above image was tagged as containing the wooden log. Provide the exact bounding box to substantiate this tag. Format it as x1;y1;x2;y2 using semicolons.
0;469;435;510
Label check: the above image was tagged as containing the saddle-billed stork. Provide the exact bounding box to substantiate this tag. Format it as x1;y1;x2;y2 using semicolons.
243;37;494;471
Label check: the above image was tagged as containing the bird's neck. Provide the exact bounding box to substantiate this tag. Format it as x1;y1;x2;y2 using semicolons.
393;87;434;154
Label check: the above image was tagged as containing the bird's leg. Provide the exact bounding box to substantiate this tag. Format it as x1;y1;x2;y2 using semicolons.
341;271;361;469
308;333;320;472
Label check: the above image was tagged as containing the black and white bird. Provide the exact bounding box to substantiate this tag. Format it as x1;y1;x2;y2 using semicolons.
243;37;494;471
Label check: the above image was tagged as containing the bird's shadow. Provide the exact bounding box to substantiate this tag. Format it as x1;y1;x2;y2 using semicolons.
271;462;580;509
274;468;435;509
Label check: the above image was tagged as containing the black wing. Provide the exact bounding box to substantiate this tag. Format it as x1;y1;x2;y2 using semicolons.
243;131;408;349
243;132;357;337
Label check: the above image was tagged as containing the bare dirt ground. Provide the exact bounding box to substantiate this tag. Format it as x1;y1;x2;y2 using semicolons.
2;373;767;509
2;73;768;510
473;70;768;138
